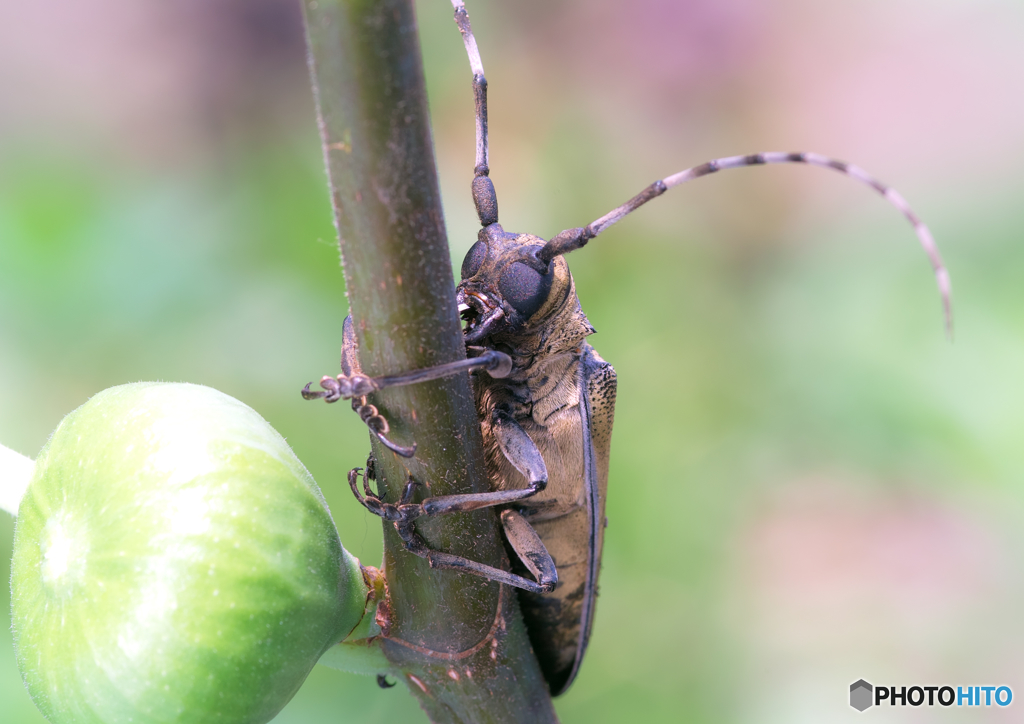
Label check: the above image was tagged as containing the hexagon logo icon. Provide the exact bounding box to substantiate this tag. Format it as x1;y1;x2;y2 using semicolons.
850;679;873;711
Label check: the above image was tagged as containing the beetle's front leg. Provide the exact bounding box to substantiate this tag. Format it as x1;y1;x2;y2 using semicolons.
303;315;511;458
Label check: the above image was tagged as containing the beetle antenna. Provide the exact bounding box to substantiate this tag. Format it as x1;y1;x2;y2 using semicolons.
538;152;953;338
451;0;498;227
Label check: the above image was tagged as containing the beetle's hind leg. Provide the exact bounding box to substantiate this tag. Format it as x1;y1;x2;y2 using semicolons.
394;510;555;594
408;409;549;517
500;509;557;591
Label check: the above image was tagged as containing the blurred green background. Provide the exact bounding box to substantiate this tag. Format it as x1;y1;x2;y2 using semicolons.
3;0;1024;721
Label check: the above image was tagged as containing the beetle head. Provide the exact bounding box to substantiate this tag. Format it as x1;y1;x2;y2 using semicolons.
457;223;577;345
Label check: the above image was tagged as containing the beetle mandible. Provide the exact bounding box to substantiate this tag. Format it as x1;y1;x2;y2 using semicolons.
303;0;953;696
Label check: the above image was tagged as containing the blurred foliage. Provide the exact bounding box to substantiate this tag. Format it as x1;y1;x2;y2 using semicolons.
3;0;1024;722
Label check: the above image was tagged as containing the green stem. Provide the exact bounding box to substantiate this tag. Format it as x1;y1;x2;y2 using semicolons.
302;0;557;721
318;565;389;675
0;443;34;516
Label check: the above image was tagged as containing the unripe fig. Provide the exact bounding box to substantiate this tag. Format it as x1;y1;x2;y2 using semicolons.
11;382;366;724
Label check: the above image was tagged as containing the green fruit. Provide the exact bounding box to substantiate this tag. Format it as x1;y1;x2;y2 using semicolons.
11;382;367;724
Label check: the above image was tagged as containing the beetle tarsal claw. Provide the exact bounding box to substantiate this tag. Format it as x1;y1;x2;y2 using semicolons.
300;382;325;400
301;376;343;402
373;431;417;458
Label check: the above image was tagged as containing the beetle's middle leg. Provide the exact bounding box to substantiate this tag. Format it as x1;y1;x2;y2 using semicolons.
350;432;558;594
362;411;558;592
410;409;549;517
350;465;554;593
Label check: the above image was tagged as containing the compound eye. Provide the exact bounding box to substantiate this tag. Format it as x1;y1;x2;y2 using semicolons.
461;240;487;280
498;261;553;320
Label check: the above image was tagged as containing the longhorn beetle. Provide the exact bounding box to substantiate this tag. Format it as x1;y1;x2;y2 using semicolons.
303;0;953;696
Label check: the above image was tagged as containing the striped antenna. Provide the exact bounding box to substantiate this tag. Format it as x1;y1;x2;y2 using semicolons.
538;152;953;338
447;3;952;337
451;0;489;177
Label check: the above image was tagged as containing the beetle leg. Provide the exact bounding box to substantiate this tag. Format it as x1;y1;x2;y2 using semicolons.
371;474;553;592
353;471;553;593
356;350;511;458
341;313;513;392
398;477;421;505
306;315;511;457
371;348;512;387
363;452;379;499
394;514;553;594
340;314;359;377
347;467;372;507
491;409;547;489
411;410;547;516
374;433;417;458
301;374;377;402
416;487;539;516
500;509;557;592
350;396;418;458
348;467;402;521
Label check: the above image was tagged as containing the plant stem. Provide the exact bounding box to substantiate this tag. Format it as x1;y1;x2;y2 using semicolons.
301;1;557;721
0;444;34;516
